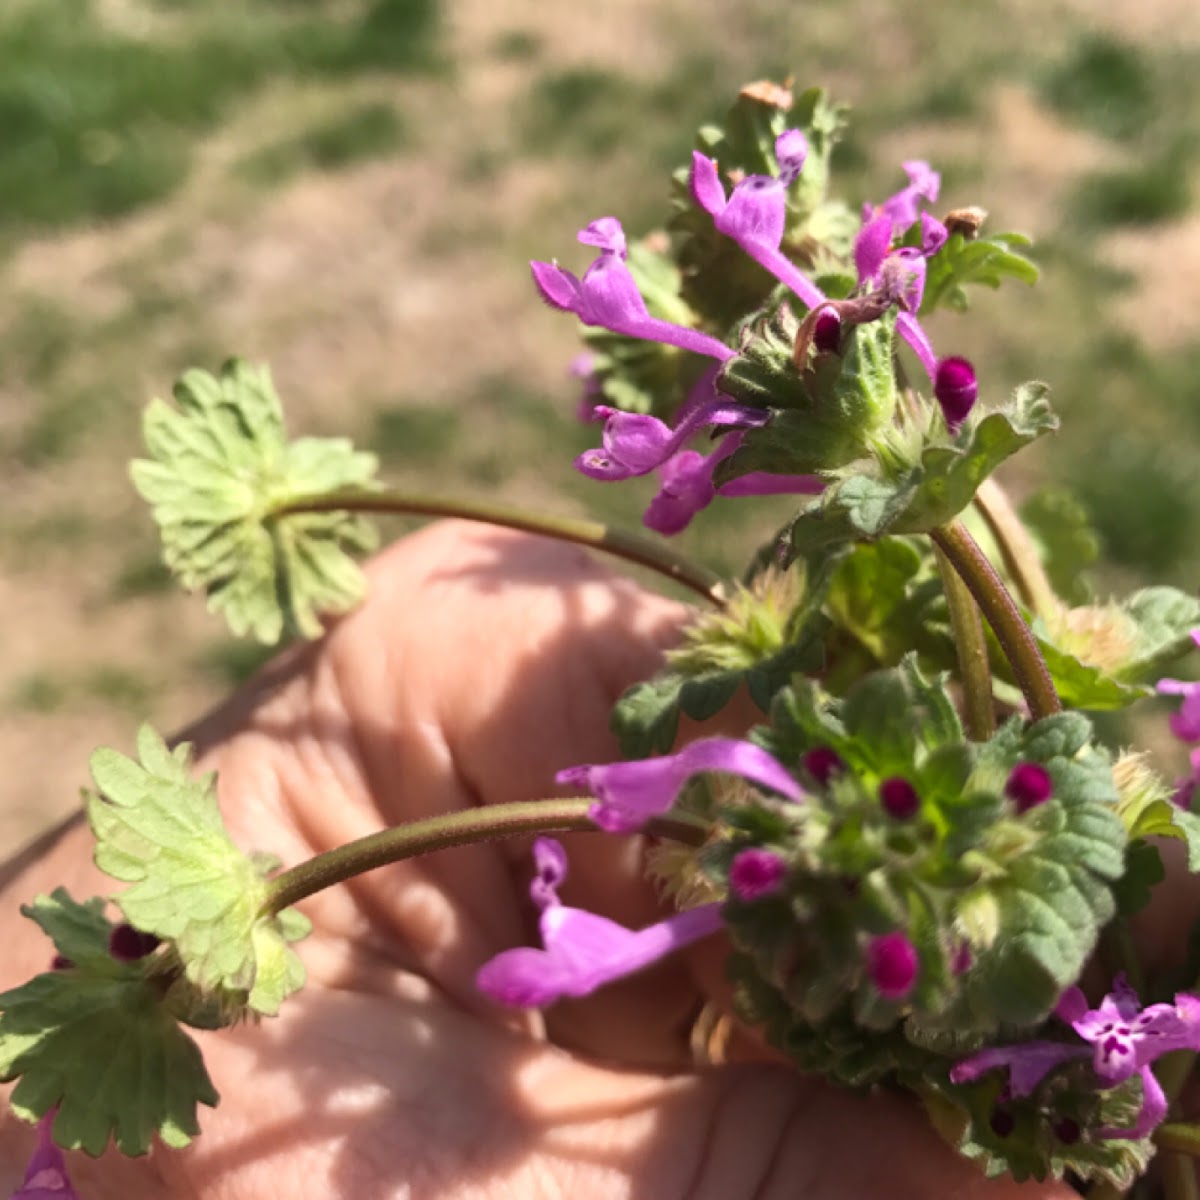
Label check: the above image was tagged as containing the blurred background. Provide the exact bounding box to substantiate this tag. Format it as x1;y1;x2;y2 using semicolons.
2;0;1199;845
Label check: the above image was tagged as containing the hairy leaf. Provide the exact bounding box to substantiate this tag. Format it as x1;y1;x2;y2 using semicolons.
787;383;1058;554
921;229;1039;315
87;725;310;1017
131;358;379;643
0;890;218;1156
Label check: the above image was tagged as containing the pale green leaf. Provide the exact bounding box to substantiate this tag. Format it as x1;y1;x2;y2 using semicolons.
87;725;310;1018
131;358;380;643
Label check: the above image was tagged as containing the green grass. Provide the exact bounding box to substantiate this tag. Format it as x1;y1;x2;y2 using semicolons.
237;102;410;186
1073;154;1192;227
0;0;441;234
1039;33;1157;142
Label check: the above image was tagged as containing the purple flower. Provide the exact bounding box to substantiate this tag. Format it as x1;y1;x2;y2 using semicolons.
690;132;825;312
728;848;788;901
864;160;941;235
1157;631;1200;741
641;434;823;536
557;736;803;833
476;838;723;1007
951;977;1200;1139
1005;762;1054;813
575;400;765;482
532;219;734;362
867;932;919;999
934;356;978;430
12;1115;78;1200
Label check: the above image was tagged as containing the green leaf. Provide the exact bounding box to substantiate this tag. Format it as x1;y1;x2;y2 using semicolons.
1018;586;1200;710
1020;488;1100;606
87;725;310;1017
131;358;380;643
787;382;1058;554
920;229;1039;315
0;890;218;1156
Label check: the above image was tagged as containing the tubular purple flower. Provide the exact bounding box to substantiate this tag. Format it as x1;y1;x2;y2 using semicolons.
934;356;979;431
476;838;724;1007
642;433;824;536
531;221;734;362
867;932;919;999
921;213;949;257
728;847;789;901
689;136;825;312
569;353;603;422
12;1114;78;1200
574;400;765;482
951;977;1200;1140
1157;631;1200;741
874;159;941;234
557;736;803;833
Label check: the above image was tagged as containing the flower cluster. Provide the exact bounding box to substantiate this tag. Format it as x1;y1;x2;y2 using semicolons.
534;124;979;534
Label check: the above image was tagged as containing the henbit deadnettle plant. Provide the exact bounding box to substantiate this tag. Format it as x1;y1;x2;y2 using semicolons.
4;77;1200;1200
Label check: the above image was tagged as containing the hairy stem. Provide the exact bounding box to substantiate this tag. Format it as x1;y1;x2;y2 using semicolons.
973;479;1059;617
263;799;709;915
929;521;1061;720
276;488;726;606
932;539;995;740
1156;1124;1200;1161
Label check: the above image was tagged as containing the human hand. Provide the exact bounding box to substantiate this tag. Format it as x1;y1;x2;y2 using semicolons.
0;522;1074;1198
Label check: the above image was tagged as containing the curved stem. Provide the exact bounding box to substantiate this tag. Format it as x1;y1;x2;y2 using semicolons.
973;479;1058;617
1162;1149;1200;1200
929;521;1061;720
275;488;726;606
932;539;995;740
263;798;710;916
1156;1123;1200;1160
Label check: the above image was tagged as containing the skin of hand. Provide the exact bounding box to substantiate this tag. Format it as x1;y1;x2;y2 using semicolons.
0;522;1082;1199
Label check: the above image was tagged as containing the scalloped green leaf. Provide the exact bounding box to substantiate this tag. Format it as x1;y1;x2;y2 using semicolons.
787;382;1058;554
0;890;218;1156
920;229;1039;315
87;725;310;1018
131;358;380;643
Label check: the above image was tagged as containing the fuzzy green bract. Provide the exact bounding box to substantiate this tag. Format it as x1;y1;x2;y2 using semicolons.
783;382;1059;554
87;725;310;1018
1009;586;1200;711
131;358;379;643
0;889;218;1156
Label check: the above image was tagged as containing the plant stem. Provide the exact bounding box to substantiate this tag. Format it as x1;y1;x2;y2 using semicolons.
932;539;995;740
973;479;1059;618
276;488;726;606
1162;1150;1200;1200
263;799;710;915
929;521;1061;720
1156;1124;1200;1160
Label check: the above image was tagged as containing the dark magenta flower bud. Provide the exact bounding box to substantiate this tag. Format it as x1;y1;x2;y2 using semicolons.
951;941;973;975
1005;762;1053;813
109;924;161;962
802;746;845;786
728;847;788;901
812;306;842;354
934;356;977;430
879;776;920;820
989;1108;1015;1138
1053;1118;1081;1145
867;931;919;999
51;955;74;972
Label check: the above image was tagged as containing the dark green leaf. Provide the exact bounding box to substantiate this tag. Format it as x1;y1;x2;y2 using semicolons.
921;230;1039;315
